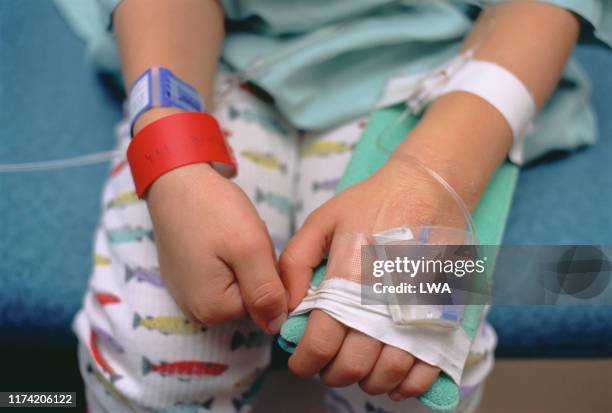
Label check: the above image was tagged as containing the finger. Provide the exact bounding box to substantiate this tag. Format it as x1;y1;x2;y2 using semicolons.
188;280;245;325
230;231;288;334
389;360;440;401
280;209;337;310
359;345;415;395
289;310;348;378
173;259;246;325
320;329;383;387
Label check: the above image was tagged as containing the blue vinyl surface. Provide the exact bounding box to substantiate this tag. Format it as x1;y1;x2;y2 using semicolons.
0;0;611;355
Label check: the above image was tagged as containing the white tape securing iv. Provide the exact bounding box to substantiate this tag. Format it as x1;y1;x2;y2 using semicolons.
404;55;536;165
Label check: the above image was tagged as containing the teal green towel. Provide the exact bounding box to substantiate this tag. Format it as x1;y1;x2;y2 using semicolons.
278;105;518;412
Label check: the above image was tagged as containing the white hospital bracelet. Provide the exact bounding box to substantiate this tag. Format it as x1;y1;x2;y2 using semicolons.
408;57;536;164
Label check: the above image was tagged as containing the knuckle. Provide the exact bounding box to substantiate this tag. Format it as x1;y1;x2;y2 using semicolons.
190;304;217;325
342;362;369;382
402;378;430;397
190;296;241;325
223;300;245;321
358;380;383;396
304;339;336;363
321;372;340;387
307;206;328;223
248;281;284;313
299;207;327;232
279;249;298;272
384;360;409;381
322;361;369;387
288;358;312;378
236;233;269;256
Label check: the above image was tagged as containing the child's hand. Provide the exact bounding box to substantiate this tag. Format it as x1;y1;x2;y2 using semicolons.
146;162;288;334
280;157;464;398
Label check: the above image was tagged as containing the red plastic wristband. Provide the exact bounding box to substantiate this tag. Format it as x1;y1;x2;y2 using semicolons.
127;112;237;198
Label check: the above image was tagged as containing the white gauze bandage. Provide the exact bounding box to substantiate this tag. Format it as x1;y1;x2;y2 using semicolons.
291;227;481;384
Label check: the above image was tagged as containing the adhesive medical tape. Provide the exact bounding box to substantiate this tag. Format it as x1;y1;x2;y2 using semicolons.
432;59;536;164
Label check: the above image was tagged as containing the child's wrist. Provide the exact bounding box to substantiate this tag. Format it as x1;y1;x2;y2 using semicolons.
128;112;236;198
133;107;185;136
388;140;479;211
146;162;215;204
390;92;514;209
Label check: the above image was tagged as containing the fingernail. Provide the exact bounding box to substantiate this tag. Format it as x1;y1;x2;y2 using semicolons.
267;313;287;334
389;391;404;401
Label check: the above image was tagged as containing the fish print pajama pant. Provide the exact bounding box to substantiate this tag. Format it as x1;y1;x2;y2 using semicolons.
76;72;484;413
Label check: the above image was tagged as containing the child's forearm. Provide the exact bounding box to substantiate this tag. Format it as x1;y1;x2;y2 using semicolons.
114;0;224;134
392;1;580;209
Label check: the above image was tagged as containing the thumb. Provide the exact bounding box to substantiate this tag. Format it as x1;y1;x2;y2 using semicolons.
231;236;288;334
280;209;337;310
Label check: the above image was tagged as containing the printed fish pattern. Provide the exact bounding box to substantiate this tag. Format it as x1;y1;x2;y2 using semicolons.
82;82;380;413
241;150;287;173
93;290;121;306
255;188;294;216
142;357;228;380
149;399;214;413
87;364;135;412
325;389;355;413
312;177;341;192
232;370;267;412
365;401;392;413
89;330;121;383
107;226;154;244
94;254;112;266
107;190;139;209
230;330;267;351
233;368;263;390
125;266;164;288
229;105;289;135
300;140;353;158
133;313;206;335
92;326;125;354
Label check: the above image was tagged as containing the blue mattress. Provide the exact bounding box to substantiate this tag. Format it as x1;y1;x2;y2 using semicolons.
0;0;611;356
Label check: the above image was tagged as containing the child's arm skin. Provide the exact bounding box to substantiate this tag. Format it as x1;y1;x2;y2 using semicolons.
281;1;579;400
114;0;289;334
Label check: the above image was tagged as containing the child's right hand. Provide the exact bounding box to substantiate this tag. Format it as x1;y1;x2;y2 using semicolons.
145;161;288;334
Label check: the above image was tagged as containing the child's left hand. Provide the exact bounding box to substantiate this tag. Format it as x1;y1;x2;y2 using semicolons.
279;156;465;400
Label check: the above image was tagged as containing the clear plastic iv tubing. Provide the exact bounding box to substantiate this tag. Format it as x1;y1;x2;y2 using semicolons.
0;22;343;173
0;0;494;239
